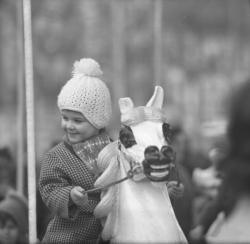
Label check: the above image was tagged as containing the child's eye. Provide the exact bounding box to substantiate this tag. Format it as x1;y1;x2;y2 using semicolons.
74;119;83;123
62;116;68;121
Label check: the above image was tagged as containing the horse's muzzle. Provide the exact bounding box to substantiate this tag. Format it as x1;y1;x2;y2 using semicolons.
143;145;176;182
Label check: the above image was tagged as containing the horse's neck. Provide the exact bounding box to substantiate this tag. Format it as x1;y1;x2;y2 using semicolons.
112;156;187;243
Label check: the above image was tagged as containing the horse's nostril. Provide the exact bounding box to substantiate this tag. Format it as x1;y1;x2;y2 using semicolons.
145;146;159;154
143;146;175;182
144;146;160;160
161;145;175;160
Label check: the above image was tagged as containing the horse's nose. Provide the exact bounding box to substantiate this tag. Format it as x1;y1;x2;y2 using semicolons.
160;145;176;163
143;145;176;182
144;146;160;161
143;145;171;182
144;145;175;163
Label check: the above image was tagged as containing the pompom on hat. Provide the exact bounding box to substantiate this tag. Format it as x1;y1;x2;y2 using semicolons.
57;58;112;129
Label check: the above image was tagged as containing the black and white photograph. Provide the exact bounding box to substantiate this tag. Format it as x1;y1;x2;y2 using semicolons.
0;0;250;243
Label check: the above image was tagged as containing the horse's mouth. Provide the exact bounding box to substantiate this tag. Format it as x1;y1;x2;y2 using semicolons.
143;162;174;182
120;143;176;182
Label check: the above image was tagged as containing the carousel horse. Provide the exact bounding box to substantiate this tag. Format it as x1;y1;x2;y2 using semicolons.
94;86;188;243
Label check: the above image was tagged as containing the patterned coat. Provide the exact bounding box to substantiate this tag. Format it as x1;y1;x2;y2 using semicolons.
39;132;111;244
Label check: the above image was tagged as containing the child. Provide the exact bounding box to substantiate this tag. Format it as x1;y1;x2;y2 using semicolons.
0;190;28;244
39;58;112;243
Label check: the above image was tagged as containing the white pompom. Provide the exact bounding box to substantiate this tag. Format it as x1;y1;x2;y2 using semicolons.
72;58;103;77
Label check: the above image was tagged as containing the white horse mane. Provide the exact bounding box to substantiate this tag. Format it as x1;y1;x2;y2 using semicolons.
94;86;188;243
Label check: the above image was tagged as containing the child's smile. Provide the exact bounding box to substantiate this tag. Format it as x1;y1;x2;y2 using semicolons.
61;109;99;144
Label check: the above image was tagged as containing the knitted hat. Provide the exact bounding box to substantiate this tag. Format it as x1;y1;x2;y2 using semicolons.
0;190;28;236
57;58;112;129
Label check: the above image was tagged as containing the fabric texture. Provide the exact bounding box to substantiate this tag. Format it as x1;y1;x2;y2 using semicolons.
39;132;111;243
72;132;112;179
57;58;112;129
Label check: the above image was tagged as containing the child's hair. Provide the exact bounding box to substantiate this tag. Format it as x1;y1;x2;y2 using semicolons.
57;58;112;129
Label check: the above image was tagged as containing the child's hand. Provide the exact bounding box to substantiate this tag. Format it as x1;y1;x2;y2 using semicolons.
70;186;88;207
167;181;184;198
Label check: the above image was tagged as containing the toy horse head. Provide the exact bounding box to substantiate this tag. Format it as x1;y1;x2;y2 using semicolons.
118;86;175;182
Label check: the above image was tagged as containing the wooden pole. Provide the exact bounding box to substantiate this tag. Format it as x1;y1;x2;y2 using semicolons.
22;0;37;242
16;0;25;195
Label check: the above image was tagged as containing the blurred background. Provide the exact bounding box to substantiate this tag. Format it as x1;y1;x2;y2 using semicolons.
0;0;250;187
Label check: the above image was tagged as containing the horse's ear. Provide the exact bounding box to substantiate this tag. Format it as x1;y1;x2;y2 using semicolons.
119;97;134;113
146;86;164;108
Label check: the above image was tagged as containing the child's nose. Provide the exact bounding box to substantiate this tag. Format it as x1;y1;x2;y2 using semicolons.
66;121;75;130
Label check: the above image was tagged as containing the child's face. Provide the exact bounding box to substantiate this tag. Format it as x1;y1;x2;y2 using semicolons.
0;219;19;244
61;109;99;144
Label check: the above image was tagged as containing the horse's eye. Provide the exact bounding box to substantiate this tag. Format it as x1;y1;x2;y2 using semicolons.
119;125;137;148
162;123;173;144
